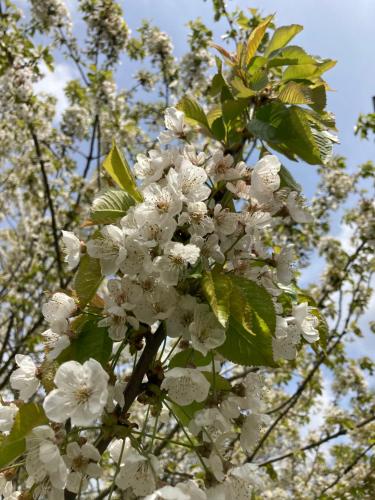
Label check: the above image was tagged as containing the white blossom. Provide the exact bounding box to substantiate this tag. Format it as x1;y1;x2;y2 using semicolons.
10;355;40;401
115;450;159;496
293;302;320;343
42;293;76;334
249;155;281;203
156;242;200;286
43;358;109;426
286;191;314;223
161;367;210;406
159;107;188;143
0;401;18;433
86;225;127;275
189;304;226;355
61;231;81;270
25;425;67;492
144;480;207;499
167;160;210;203
64;442;102;493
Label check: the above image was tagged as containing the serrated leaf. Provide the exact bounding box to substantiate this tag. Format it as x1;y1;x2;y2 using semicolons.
277;106;323;164
278;82;313;105
90;189;135;224
309;84;327;112
269;45;317;66
177;96;209;129
243;17;273;66
74;254;103;308
265;24;303;56
283;58;336;82
0;403;48;468
202;270;276;366
57;318;112;367
102;142;142;202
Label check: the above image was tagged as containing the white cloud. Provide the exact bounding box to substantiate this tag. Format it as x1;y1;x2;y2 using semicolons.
34;62;75;119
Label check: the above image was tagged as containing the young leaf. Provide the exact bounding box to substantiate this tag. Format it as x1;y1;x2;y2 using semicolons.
102;142;142;202
0;403;48;468
177;96;209;129
243;17;273;65
57;318;113;367
90;189;135;224
74;254;103;308
265;24;303;56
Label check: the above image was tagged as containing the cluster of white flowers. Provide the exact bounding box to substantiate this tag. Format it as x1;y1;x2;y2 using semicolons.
2;107;320;499
80;0;129;65
30;0;72;32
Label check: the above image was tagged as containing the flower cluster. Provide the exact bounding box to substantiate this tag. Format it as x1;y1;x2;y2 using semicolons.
2;107;320;499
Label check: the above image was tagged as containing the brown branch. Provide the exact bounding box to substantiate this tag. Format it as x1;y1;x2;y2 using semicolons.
319;443;374;497
259;414;375;467
29;126;64;288
65;326;166;499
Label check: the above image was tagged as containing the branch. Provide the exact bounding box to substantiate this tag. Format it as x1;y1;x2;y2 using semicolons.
319;443;374;496
29;126;64;288
65;326;166;499
259;414;375;467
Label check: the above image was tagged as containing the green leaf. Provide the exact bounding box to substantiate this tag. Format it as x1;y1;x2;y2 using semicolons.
269;45;317;66
265;24;303;56
231;77;256;98
172;401;203;425
282;58;336;82
90;189;135;224
201;270;232;327
309;84;327;112
58;318;112;367
222;99;246;123
0;403;48;468
277;106;326;164
278;82;313;105
249;69;269;91
279;165;302;192
102;142;142;202
209;72;227;97
202;270;276;366
177;96;209;129
74;254;103;308
169;348;211;369
207;105;222;127
243;17;273;65
203;372;232;391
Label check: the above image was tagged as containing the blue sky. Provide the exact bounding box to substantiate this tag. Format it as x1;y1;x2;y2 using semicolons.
119;0;375;197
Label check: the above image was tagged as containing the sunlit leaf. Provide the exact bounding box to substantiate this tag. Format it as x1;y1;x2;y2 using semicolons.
90;189;135;224
102;142;142;202
0;403;48;468
265;24;303;56
74;254;103;308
